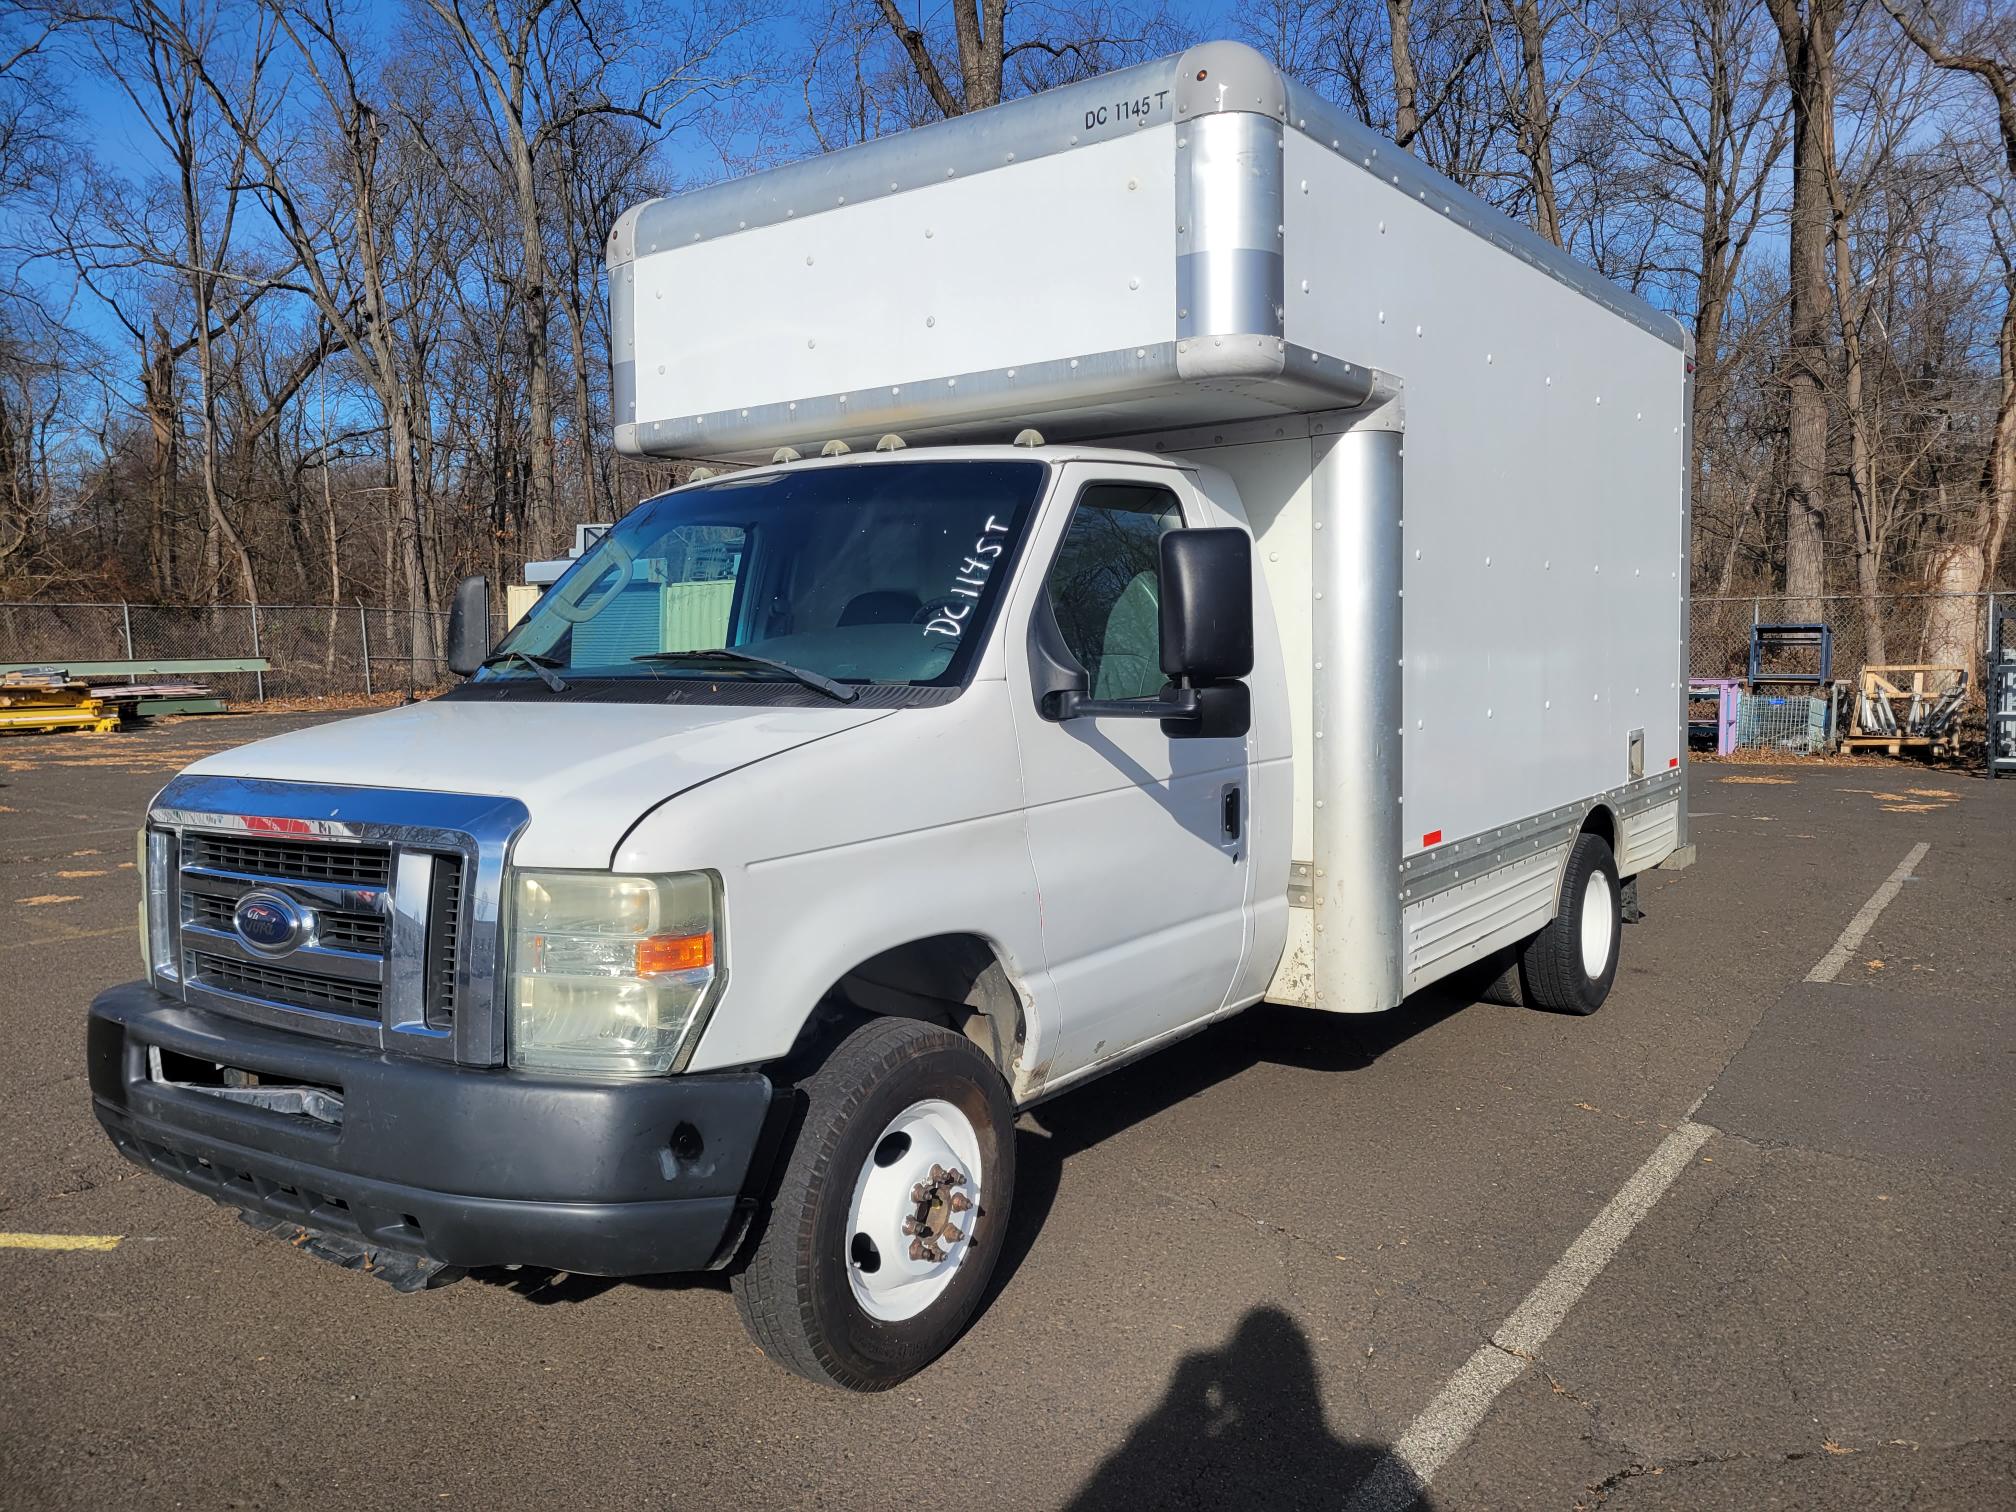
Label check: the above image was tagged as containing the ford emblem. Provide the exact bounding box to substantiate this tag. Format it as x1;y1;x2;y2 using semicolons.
233;890;307;954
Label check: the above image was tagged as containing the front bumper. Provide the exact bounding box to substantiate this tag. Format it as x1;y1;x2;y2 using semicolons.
88;982;779;1278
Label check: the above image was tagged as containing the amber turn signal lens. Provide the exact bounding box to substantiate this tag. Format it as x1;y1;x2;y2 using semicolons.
636;931;715;975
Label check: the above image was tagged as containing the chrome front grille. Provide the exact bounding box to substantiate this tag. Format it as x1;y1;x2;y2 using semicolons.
176;835;456;1035
187;888;390;955
186;949;386;1019
183;832;393;887
150;775;527;1064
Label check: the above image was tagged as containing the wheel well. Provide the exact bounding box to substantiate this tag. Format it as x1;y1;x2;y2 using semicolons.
805;934;1027;1081
1550;803;1620;913
1580;803;1618;858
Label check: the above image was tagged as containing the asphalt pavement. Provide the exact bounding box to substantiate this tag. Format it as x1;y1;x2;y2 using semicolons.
1;714;2010;1511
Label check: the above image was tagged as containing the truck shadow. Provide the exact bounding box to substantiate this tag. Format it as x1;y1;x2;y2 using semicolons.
1063;1304;1432;1512
986;979;1481;1315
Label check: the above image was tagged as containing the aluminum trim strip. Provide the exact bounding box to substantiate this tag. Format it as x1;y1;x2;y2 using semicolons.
618;341;1373;462
1397;767;1685;905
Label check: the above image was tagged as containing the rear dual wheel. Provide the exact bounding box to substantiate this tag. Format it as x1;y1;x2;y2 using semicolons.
731;1017;1015;1391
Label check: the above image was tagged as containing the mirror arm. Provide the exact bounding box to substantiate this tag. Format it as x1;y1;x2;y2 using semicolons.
1054;686;1200;722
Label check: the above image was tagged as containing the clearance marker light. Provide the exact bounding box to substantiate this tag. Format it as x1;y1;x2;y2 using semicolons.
1422;829;1443;847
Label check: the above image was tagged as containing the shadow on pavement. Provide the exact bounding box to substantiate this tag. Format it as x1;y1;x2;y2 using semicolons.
463;1265;728;1305
986;983;1479;1310
1064;1305;1428;1512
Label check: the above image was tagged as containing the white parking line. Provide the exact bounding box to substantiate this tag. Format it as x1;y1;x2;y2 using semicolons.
1805;841;1929;983
1343;1122;1715;1512
1343;839;1932;1510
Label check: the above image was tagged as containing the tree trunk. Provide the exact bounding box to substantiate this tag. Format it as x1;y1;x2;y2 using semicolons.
1511;0;1562;247
1766;0;1842;616
1387;0;1421;150
142;322;180;600
508;115;558;559
1829;153;1883;664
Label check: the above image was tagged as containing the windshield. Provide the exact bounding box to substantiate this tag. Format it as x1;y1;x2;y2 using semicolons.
483;459;1048;693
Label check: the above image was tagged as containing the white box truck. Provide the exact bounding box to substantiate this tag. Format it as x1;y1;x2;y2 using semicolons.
89;41;1693;1390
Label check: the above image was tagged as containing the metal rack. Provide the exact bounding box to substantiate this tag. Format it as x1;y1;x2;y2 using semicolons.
1991;595;2016;778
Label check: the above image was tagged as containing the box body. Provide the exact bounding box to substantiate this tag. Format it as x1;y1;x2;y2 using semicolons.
610;41;1691;1010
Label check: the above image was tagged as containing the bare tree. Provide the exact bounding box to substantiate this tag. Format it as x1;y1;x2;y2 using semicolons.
1244;0;1494;177
1881;0;2016;671
864;0;1174;119
414;0;746;558
1764;0;1845;614
1615;0;1787;578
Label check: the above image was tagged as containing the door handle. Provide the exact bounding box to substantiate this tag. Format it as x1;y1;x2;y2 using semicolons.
1221;783;1242;844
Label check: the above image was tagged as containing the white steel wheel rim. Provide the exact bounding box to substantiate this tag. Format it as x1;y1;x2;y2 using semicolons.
844;1097;985;1323
1580;869;1616;980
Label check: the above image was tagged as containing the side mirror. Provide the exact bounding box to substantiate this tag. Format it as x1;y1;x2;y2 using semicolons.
446;574;491;677
1160;528;1254;682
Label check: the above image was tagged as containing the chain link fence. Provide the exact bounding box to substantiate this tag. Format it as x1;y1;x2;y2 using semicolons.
1;593;2006;704
0;602;474;701
1689;594;2004;686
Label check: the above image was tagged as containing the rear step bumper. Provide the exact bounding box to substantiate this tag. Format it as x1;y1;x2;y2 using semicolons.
88;981;779;1278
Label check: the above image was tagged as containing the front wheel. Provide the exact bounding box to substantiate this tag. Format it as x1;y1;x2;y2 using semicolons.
730;1017;1015;1390
1516;832;1622;1015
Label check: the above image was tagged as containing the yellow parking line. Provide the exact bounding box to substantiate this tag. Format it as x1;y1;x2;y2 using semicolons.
0;1233;123;1251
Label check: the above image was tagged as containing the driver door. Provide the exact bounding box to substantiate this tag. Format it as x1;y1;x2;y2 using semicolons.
1008;463;1251;1088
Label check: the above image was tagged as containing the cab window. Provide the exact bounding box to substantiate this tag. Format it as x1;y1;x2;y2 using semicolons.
1045;483;1184;701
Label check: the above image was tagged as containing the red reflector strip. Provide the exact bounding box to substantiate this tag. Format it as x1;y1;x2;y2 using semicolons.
1422;829;1443;847
244;815;312;834
1669;757;1680;768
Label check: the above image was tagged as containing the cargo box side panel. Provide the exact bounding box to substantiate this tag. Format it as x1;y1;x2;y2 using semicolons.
1282;127;1686;863
627;129;1179;447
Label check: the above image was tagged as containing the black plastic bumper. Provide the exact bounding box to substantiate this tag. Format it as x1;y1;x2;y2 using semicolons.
88;981;779;1277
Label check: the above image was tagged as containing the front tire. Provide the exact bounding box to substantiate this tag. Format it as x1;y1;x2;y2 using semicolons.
1517;832;1622;1015
731;1017;1015;1390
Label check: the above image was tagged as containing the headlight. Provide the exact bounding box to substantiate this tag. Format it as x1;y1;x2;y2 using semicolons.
507;870;722;1076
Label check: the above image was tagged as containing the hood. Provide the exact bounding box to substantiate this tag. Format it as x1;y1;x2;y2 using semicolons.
185;697;894;867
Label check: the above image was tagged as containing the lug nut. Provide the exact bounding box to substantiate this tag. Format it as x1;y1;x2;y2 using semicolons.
946;1169;965;1186
941;1224;963;1243
930;1164;947;1182
909;1238;927;1261
911;1183;927;1203
950;1192;972;1212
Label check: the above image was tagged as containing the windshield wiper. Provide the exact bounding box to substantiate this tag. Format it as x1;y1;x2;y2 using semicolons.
631;648;859;703
480;649;570;693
